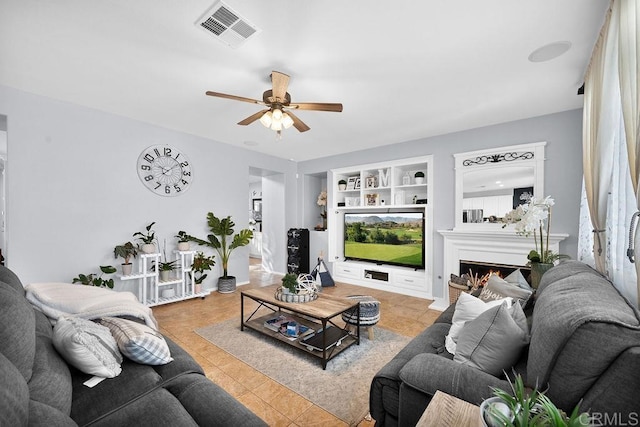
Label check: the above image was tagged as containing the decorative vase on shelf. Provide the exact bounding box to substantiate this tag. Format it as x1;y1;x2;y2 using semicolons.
142;243;156;254
530;262;553;289
160;270;171;282
177;242;190;251
415;177;425;185
338;183;347;191
194;283;202;294
121;263;133;276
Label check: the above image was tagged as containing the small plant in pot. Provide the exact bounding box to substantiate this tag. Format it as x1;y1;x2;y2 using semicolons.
280;273;299;302
182;212;253;294
481;373;589;427
176;231;190;251
191;251;216;293
134;222;157;253
414;170;425;184
153;259;177;282
338;179;347;191
73;266;117;288
113;241;138;276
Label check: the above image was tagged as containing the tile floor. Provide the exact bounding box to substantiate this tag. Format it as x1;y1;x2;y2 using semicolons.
153;260;442;426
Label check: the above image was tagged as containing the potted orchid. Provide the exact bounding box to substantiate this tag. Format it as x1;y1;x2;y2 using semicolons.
502;196;567;288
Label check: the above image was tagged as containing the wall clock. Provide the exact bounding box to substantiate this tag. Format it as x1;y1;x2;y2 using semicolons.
137;145;192;196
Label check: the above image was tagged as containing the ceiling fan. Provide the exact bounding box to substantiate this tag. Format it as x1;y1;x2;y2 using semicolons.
205;71;343;135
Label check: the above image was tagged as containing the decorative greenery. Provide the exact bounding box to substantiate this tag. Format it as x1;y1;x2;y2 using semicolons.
485;373;589;427
133;222;156;245
175;231;190;243
73;265;117;288
338;179;347;185
502;196;568;265
192;251;216;285
155;259;177;271
282;273;299;294
113;241;138;265
414;171;425;178
182;213;253;278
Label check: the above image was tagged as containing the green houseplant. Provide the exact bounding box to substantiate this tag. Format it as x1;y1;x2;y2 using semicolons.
414;170;425;184
481;374;589;427
191;251;216;293
181;212;253;293
73;265;117;288
338;179;347;191
281;273;298;294
134;222;157;253
113;241;138;275
175;231;190;251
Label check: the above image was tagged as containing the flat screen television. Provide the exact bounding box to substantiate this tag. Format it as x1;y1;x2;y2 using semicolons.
343;212;425;269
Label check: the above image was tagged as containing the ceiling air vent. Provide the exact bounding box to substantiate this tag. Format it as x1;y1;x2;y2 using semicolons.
195;1;261;49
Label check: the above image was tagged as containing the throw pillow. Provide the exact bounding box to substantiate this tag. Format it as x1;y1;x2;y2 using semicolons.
454;302;530;375
99;317;173;365
504;269;533;291
445;292;511;355
479;274;533;307
52;316;122;378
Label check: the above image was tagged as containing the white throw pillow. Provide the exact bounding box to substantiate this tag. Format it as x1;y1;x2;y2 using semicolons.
99;317;173;365
53;316;122;378
445;292;511;355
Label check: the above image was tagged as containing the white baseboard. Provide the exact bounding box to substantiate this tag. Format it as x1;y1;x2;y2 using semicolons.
428;297;450;312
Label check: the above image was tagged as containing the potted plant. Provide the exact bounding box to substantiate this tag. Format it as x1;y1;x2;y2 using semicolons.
338;179;347;191
191;251;216;293
176;231;190;251
152;259;177;282
72;265;117;288
134;222;157;253
480;373;589;427
113;241;138;276
182;213;253;293
414;171;425;185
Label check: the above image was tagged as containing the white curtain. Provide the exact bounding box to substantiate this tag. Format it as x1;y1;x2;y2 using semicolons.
580;0;640;306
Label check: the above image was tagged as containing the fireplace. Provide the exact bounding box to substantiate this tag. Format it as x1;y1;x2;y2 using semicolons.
433;229;568;310
459;260;531;286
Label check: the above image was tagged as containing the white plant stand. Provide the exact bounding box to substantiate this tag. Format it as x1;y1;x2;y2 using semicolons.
118;251;211;307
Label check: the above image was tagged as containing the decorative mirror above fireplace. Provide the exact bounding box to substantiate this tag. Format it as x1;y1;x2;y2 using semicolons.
454;142;546;230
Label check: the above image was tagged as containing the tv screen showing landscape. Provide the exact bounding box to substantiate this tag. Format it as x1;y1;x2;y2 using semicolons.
344;212;424;269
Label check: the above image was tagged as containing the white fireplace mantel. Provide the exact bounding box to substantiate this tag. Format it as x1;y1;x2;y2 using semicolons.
429;229;569;310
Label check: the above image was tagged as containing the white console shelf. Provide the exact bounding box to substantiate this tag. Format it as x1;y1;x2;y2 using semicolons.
118;251;211;307
327;155;434;299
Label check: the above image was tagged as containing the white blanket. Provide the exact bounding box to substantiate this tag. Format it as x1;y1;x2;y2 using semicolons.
25;282;158;329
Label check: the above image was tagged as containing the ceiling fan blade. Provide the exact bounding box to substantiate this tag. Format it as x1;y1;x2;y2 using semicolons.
238;109;270;126
206;91;264;105
289;102;343;112
285;110;310;132
270;71;290;102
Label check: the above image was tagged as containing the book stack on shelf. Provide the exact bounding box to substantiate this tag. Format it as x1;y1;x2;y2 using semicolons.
263;314;315;340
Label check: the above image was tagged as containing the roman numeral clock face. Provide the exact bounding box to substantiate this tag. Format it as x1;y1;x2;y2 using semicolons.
137;145;192;196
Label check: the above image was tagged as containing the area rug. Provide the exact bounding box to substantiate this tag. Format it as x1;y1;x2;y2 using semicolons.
195;318;411;426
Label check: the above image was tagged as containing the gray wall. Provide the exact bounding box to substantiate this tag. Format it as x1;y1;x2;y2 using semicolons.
298;109;583;299
0;85;297;287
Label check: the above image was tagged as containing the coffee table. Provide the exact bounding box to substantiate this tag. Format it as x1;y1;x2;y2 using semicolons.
241;284;360;369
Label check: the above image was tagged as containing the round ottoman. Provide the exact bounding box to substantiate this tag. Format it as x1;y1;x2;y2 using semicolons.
341;295;381;340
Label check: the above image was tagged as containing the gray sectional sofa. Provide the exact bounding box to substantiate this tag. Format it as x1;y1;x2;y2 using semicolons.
370;260;640;426
0;265;266;426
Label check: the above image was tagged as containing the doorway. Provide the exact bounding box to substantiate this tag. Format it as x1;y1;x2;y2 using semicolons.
249;166;286;275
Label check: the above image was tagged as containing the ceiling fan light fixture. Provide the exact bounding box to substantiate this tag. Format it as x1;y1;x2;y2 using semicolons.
282;113;294;129
272;108;283;121
270;120;282;131
259;111;272;127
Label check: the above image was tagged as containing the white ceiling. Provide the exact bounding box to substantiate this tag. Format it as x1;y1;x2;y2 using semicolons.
0;1;609;162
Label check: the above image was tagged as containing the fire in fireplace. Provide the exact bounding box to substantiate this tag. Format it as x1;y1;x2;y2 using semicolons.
459;260;531;287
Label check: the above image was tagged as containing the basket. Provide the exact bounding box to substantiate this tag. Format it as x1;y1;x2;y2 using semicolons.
448;281;471;305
